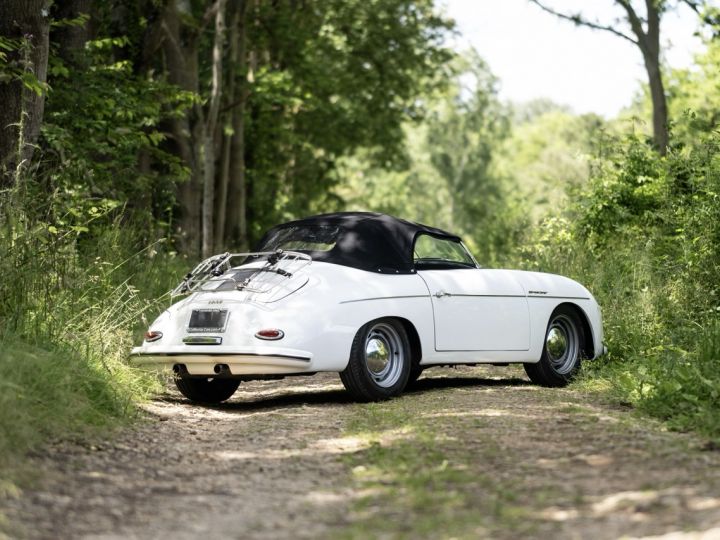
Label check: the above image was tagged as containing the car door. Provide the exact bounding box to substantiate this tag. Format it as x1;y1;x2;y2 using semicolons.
413;235;530;351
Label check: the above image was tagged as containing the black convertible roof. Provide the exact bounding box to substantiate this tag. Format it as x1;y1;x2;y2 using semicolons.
254;212;461;274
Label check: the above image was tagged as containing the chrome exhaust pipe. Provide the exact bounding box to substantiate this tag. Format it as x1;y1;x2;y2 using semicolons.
214;363;230;375
173;364;188;375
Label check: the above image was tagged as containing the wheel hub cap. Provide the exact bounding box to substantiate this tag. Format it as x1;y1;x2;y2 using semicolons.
366;337;391;374
546;327;568;361
364;323;404;388
545;314;580;374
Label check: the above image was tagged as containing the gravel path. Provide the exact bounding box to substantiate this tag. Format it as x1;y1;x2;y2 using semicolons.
3;367;720;539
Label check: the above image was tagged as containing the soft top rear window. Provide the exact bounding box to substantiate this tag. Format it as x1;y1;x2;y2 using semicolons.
257;225;340;253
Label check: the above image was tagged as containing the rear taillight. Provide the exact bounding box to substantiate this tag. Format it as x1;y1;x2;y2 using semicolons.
255;329;284;340
144;330;163;342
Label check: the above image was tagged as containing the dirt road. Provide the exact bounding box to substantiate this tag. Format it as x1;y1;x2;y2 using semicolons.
4;367;720;539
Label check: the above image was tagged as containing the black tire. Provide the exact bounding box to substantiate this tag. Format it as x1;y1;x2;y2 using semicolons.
406;365;424;387
340;318;411;401
524;305;585;387
174;377;240;404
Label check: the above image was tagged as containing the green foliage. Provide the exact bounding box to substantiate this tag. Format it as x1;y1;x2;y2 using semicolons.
523;119;720;441
0;184;186;491
335;52;524;266
496;102;604;222
0;36;48;95
244;0;453;241
0;337;139;494
40;36;194;234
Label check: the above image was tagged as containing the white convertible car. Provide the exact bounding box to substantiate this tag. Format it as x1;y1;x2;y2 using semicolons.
131;212;605;403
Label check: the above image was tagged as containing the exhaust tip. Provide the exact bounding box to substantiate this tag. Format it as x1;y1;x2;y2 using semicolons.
173;363;188;375
214;363;230;375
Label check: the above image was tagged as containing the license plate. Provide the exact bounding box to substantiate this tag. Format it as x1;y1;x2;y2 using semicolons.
187;309;228;332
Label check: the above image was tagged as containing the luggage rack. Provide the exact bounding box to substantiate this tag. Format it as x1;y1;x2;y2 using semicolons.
171;250;312;297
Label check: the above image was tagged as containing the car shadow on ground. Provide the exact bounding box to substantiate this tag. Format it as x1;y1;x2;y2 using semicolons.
157;374;533;414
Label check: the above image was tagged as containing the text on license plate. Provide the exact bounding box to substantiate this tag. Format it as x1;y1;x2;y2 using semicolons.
188;309;228;332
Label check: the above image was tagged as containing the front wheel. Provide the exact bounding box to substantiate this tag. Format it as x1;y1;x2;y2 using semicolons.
174;377;240;404
340;318;411;401
524;305;585;387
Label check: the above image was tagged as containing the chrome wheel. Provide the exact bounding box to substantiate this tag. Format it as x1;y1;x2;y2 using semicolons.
545;314;580;375
364;322;405;388
340;317;411;401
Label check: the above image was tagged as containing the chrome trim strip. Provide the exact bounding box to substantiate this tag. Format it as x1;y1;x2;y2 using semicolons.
183;336;223;345
340;295;428;304
527;295;590;300
131;352;311;362
444;294;526;298
341;293;590;304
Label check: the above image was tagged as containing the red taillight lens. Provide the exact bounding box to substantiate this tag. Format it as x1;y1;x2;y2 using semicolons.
144;330;163;342
255;329;284;340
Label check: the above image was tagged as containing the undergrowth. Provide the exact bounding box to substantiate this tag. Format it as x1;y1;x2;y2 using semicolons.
521;130;720;443
0;189;186;497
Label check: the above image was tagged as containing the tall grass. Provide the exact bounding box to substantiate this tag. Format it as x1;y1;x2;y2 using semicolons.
0;190;186;493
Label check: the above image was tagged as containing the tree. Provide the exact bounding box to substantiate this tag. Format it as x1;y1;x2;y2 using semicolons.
0;1;51;183
529;0;711;156
336;51;521;265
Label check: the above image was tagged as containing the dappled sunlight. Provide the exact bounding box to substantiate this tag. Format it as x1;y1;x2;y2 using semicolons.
535;452;614;469
206;429;419;462
423;408;538;420
535;487;720;527
210;435;372;462
626;526;720;539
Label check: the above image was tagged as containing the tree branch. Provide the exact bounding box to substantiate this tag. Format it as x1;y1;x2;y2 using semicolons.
679;0;704;14
615;0;648;38
529;0;638;44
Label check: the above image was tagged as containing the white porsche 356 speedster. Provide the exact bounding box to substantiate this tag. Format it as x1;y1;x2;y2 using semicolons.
130;212;605;403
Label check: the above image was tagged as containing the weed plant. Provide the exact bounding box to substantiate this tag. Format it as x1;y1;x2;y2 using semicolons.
0;186;185;495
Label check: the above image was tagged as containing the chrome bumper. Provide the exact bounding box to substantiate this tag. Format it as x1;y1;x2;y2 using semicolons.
130;346;313;376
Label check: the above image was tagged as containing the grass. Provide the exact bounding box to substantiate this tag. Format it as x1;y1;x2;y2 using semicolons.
337;392;533;539
0;205;187;504
0;338;154;496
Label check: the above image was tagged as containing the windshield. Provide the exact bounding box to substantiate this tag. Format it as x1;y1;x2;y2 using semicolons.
413;234;476;269
256;225;339;252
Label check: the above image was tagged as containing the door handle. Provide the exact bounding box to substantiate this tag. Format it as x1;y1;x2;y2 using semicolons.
433;291;451;298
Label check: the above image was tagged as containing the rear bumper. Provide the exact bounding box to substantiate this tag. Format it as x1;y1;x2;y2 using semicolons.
129;346;313;376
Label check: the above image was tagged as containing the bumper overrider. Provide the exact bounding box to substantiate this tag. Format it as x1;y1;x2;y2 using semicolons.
129;345;314;376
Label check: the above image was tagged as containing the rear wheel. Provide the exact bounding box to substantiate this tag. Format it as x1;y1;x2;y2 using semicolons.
524;305;585;387
340;318;411;401
406;365;424;387
174;377;240;404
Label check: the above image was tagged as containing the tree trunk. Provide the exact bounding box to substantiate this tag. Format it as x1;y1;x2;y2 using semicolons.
201;0;227;258
226;0;249;250
161;0;202;256
215;0;246;251
640;0;668;155
0;0;51;184
645;58;668;155
52;0;93;66
531;1;670;155
616;0;668;155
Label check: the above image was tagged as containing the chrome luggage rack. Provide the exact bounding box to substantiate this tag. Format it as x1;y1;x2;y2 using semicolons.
171;250;312;297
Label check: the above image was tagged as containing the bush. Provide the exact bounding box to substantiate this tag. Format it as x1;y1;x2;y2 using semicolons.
525;129;720;442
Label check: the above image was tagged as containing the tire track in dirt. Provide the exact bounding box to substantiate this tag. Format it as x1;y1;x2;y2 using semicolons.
3;367;720;539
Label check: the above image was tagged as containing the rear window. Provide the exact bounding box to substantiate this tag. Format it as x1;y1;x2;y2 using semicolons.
257;225;339;252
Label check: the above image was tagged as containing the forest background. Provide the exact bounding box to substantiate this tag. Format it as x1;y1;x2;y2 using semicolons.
1;0;720;489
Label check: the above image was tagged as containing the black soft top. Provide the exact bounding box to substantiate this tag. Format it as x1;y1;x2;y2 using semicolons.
254;212;462;274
